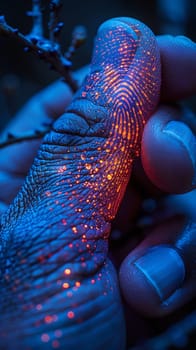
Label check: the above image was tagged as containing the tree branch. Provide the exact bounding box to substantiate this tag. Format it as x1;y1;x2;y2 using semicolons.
65;25;87;60
27;0;43;38
49;0;63;43
0;15;78;92
0;1;87;148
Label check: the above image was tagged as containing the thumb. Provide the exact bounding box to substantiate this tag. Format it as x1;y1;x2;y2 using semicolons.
37;16;161;225
0;18;160;349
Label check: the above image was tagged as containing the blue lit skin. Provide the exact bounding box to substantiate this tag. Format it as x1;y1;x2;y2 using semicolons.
0;18;161;349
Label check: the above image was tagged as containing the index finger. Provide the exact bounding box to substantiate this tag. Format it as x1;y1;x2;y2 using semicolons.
158;35;196;101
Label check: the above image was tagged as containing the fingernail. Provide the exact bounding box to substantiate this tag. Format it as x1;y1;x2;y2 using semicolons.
134;246;185;301
163;120;196;186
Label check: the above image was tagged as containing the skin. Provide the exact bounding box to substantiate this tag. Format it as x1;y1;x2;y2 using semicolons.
0;17;195;349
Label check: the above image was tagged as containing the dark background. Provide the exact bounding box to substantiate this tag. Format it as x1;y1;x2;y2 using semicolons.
0;0;196;130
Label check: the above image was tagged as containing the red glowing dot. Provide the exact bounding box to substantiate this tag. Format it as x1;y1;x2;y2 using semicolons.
64;268;71;275
75;281;81;287
45;315;53;324
41;333;50;342
52;340;60;348
45;191;51;197
91;279;95;284
61;219;67;225
67;311;75;319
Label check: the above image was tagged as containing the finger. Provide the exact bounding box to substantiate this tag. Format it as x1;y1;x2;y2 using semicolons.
141;105;196;193
0;18;161;349
157;35;196;101
0;68;89;204
119;219;196;317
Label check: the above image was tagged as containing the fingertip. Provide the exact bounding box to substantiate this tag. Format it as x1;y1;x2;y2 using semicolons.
157;35;196;100
119;254;162;316
141;106;196;193
119;245;186;317
119;221;196;317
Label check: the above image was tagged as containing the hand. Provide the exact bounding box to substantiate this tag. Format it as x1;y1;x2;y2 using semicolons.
118;34;196;315
0;17;195;349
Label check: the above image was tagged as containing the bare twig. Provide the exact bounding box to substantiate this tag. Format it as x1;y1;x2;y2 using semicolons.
65;25;87;60
49;0;63;43
0;1;87;148
0;15;78;92
27;0;43;38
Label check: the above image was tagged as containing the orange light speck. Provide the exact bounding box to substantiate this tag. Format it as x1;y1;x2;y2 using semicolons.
72;226;78;234
63;282;70;289
64;268;71;275
57;165;67;173
85;163;92;170
75;281;81;287
107;174;112;180
81;154;86;160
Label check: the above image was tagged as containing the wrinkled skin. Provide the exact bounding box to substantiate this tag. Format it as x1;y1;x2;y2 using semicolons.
0;18;161;349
